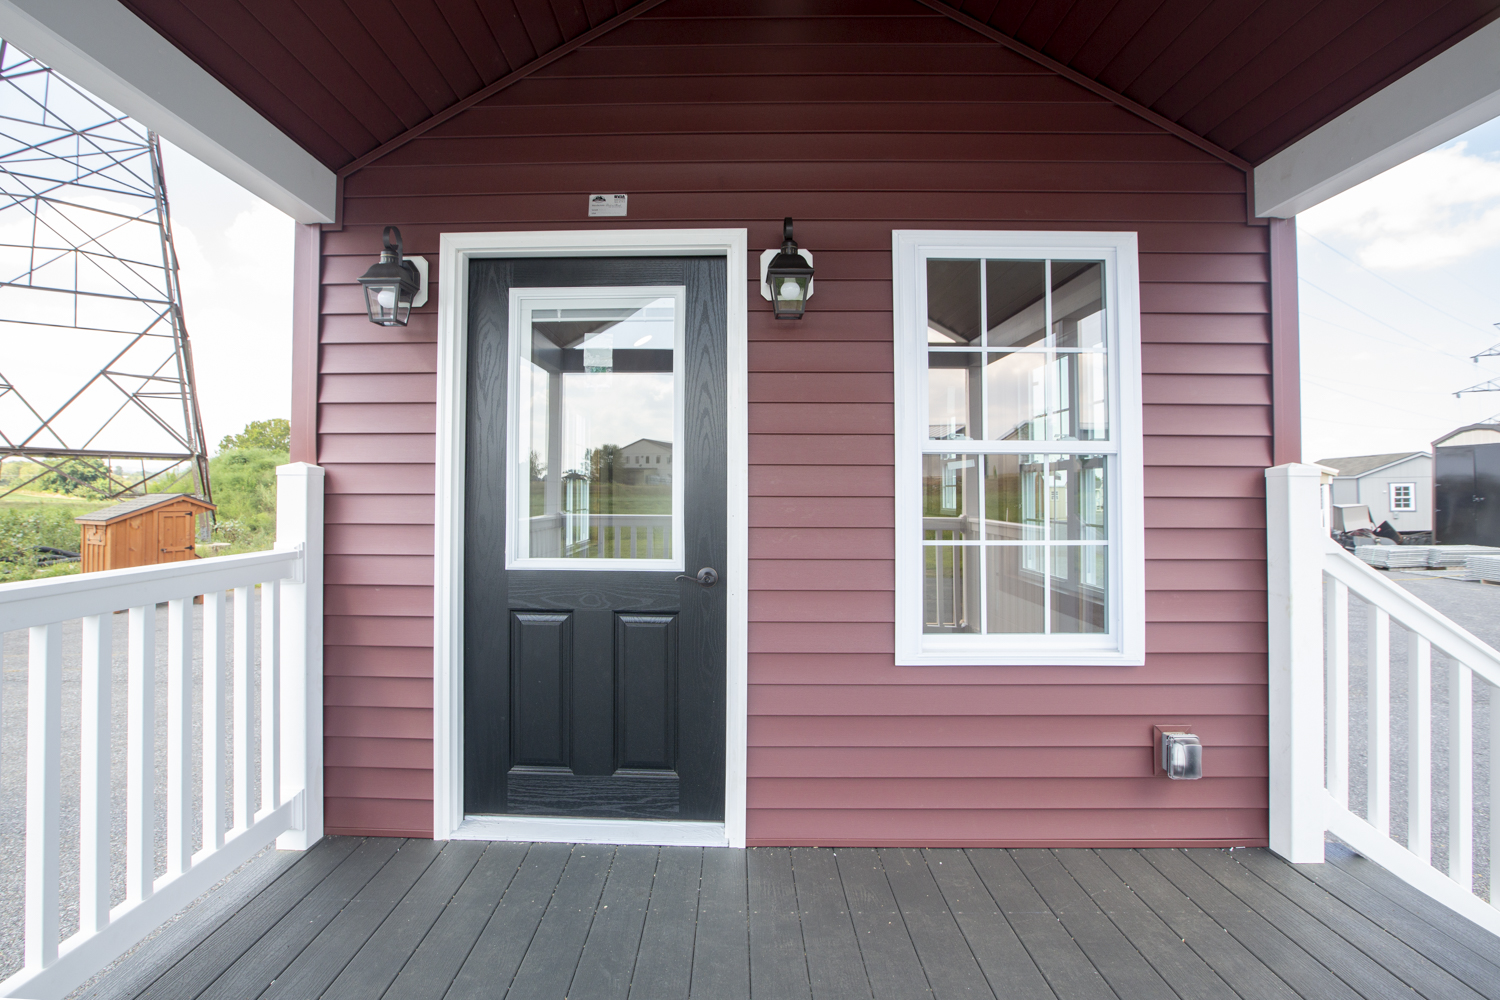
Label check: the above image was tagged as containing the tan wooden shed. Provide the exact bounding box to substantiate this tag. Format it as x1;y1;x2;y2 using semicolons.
74;494;216;573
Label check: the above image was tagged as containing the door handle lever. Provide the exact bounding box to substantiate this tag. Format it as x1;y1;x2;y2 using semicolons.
675;567;719;587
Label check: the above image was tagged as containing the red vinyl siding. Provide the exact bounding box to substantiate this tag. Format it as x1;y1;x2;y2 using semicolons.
317;1;1273;845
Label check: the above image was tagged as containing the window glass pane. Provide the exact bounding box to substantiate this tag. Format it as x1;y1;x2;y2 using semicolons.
984;454;1043;541
927;259;981;344
985;545;1045;633
928;352;981;440
1048;455;1108;541
985;260;1046;348
922;453;979;540
1064;351;1109;441
985;351;1045;440
925;543;979;633
1051;546;1107;633
1049;262;1105;349
522;295;677;560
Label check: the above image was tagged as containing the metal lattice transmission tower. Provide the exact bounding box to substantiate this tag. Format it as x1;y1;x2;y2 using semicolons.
0;39;210;501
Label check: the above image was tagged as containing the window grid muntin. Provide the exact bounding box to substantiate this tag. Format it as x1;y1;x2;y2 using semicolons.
922;254;1116;638
1391;483;1415;511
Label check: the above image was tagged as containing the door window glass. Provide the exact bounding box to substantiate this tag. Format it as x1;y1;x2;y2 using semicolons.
509;287;686;568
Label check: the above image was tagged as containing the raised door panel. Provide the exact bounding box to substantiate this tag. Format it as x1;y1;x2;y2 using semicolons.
615;613;678;771
509;612;571;768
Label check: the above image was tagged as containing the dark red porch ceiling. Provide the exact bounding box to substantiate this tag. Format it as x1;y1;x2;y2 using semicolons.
116;0;1500;172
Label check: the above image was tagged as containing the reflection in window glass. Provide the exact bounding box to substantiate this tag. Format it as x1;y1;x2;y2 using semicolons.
922;454;979;536
1051;546;1107;633
925;543;979;633
984;454;1042;542
522;296;677;560
986;352;1045;441
1049;262;1104;348
926;259;981;344
928;352;981;440
985;260;1046;348
986;545;1045;633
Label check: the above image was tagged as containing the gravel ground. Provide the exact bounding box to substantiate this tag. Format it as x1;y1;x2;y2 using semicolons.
1341;568;1495;900
0;594;267;984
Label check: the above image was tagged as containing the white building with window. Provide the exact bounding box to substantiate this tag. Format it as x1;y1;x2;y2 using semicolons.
1315;451;1432;533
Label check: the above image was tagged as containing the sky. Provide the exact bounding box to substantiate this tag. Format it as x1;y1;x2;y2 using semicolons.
156;139;295;451
1297;117;1500;463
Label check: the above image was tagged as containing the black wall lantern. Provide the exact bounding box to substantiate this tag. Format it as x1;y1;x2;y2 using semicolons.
358;225;428;326
760;217;814;320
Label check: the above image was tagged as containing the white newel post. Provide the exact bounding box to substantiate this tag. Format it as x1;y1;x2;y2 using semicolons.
276;462;324;849
1266;463;1328;863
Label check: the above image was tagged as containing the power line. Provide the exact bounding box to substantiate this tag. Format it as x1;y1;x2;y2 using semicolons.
1301;231;1499;336
1298;277;1488;366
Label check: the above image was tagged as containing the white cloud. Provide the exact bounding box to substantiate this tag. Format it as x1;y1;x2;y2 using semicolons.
1300;142;1500;269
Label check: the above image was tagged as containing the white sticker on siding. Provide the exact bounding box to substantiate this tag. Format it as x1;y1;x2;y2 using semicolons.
588;194;628;217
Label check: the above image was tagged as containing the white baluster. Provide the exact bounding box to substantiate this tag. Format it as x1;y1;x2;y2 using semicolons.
126;604;155;902
79;614;111;934
25;623;62;968
1368;607;1390;833
167;598;193;875
1491;680;1500;909
261;580;280;814
202;590;227;851
233;586;255;830
1408;636;1431;862
631;525;637;558
1449;661;1473;888
1325;576;1349;806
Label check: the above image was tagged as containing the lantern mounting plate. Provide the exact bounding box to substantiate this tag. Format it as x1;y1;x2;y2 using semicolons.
409;255;430;308
759;246;813;302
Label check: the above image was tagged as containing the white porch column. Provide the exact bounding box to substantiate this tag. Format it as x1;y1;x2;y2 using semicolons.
276;462;324;849
1266;463;1328;862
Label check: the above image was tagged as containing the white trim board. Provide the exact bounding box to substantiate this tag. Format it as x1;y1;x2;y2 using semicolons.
434;228;750;848
1256;17;1500;218
453;815;729;847
890;229;1146;666
0;0;335;222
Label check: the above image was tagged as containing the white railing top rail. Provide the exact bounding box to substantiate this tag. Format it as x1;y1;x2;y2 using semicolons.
0;545;302;634
1323;540;1500;689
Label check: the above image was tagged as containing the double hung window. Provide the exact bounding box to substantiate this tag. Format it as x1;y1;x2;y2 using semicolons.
894;232;1144;665
1390;483;1415;511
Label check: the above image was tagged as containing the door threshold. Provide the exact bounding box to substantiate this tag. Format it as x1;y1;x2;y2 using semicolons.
453;814;730;847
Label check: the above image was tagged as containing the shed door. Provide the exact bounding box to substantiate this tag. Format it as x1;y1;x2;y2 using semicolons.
464;257;727;821
159;511;196;560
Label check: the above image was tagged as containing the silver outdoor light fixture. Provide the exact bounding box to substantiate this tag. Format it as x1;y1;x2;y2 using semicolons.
760;217;815;320
358;225;428;326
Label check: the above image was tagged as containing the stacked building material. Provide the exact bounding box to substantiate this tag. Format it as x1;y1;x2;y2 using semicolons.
1356;546;1431;569
1461;555;1500;583
1427;545;1500;568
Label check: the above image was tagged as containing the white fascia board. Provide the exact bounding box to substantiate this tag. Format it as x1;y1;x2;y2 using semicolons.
1255;17;1500;218
0;0;335;223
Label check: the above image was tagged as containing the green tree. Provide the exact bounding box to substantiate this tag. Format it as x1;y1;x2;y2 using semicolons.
37;458;111;496
219;418;290;454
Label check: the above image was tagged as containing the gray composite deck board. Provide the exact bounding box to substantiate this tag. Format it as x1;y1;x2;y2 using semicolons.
627;846;700;999
1231;847;1488;1000
1048;849;1238;1000
923;850;1053;1000
566;845;658;1000
1183;849;1424;1000
1292;848;1500;1000
88;840;1500;1000
689;848;751;999
788;849;872;1000
836;848;934;999
747;848;812;1000
878;847;994;1000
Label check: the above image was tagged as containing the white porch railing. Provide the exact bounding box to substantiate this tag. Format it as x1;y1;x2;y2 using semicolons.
1268;463;1499;938
0;463;324;999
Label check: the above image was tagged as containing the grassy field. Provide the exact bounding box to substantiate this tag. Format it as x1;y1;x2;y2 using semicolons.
0;494;111;581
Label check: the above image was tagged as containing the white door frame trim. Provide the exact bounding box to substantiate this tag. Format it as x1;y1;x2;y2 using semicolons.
433;228;749;847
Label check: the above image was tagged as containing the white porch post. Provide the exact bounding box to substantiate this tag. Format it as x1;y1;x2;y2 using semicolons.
1266;463;1328;862
276;462;324;849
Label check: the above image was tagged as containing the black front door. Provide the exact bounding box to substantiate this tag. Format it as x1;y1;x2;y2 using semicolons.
464;256;727;821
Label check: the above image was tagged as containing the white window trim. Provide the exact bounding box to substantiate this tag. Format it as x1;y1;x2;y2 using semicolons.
892;230;1145;666
434;229;749;847
1390;482;1416;512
